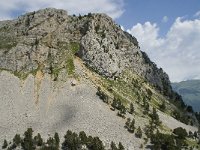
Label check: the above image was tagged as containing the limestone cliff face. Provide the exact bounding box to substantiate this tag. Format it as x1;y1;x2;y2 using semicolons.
0;8;172;96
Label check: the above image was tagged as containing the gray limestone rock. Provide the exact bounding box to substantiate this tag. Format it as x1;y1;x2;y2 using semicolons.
0;8;172;97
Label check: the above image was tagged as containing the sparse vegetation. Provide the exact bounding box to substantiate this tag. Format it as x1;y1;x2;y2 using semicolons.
125;118;135;133
96;87;108;103
66;57;75;75
70;42;80;54
2;128;125;150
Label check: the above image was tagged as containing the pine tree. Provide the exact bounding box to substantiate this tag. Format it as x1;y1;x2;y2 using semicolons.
22;128;34;150
129;103;134;114
110;141;118;150
150;107;160;126
160;101;166;111
118;142;125;150
91;137;104;150
111;99;117;109
125;118;131;128
47;137;55;148
54;132;60;148
13;134;21;147
34;133;43;147
79;131;87;145
135;126;142;138
2;139;8;149
127;118;135;133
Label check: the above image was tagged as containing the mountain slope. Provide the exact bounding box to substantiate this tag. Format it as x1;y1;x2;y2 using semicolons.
172;80;200;112
0;8;198;149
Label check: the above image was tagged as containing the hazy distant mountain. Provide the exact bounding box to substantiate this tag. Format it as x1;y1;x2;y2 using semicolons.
172;80;200;112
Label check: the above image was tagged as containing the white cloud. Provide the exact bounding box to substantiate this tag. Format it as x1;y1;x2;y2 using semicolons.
128;18;200;82
0;0;124;20
162;16;168;23
120;25;125;31
194;11;200;18
127;22;164;57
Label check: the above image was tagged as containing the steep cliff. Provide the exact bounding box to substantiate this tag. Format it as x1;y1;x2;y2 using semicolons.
0;8;172;97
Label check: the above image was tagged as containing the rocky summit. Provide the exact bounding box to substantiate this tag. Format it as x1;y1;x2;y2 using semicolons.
0;8;172;97
0;8;199;150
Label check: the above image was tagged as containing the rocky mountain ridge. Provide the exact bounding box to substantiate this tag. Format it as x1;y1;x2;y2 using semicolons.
0;8;199;149
0;8;172;97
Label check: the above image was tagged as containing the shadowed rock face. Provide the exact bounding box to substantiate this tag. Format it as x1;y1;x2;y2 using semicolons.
0;8;172;97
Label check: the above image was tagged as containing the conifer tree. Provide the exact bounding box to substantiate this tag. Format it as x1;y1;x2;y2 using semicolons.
118;142;125;150
129;103;134;114
135;126;142;138
110;141;118;150
2;139;8;149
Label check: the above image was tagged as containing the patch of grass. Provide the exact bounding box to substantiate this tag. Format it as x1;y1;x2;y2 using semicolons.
186;138;200;149
66;57;75;75
70;42;80;54
13;71;29;80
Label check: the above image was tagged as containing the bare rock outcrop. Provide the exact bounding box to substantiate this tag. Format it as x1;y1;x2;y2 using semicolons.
0;8;172;97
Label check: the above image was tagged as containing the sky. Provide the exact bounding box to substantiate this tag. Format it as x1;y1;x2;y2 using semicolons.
0;0;200;82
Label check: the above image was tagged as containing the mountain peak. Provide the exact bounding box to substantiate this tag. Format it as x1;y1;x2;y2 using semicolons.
0;8;171;96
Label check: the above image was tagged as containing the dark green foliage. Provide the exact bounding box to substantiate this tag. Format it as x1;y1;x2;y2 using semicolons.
146;88;152;99
118;142;125;150
34;133;43;146
111;98;117;109
46;137;57;149
96;87;108;103
117;106;126;118
2;139;8;149
21;128;34;150
112;97;126;116
88;137;105;150
143;97;149;115
54;132;60;148
129;103;134;114
188;131;193;138
150;108;161;126
13;134;21;146
79;131;87;145
160;101;166;111
110;141;118;150
3;128;125;150
125;118;131;128
173;127;188;139
186;105;193;113
151;131;177;150
135;126;142;138
194;131;198;139
125;118;135;133
62;130;80;150
144;123;154;138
